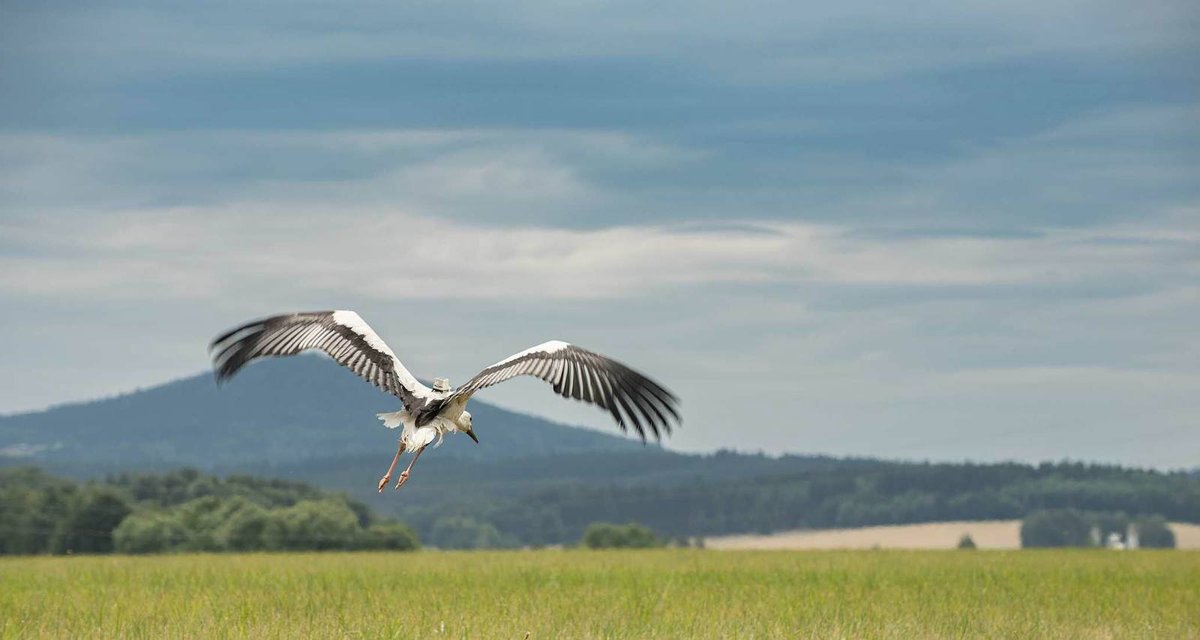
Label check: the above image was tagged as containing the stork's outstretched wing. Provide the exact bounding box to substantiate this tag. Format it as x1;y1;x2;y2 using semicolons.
209;310;433;409
451;341;679;440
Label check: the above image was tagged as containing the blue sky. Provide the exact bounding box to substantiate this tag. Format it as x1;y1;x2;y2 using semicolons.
1;0;1197;467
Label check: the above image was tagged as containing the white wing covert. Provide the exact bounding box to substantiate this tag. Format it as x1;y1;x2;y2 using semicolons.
209;310;433;409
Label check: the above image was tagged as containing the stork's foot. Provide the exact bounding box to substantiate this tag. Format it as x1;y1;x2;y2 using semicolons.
393;471;411;490
377;474;391;493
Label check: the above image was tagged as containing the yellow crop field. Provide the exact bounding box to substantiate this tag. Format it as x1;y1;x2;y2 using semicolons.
2;550;1197;639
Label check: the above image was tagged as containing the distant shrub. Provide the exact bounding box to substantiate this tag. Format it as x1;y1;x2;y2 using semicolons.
581;523;619;548
357;523;421;551
58;488;134;554
581;523;662;549
1021;509;1093;548
957;534;976;549
1136;516;1175;549
114;512;189;554
217;502;272;551
266;500;361;551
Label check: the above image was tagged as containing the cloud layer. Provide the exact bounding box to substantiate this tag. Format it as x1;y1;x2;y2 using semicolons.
3;202;1196;301
1;0;1197;467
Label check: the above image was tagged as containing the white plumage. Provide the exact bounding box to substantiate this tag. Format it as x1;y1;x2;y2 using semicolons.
375;410;442;451
210;310;679;491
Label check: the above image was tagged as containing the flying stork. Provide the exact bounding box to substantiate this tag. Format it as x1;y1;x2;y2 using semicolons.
210;310;680;491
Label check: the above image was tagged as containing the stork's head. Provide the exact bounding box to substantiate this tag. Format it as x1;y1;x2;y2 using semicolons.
459;410;478;443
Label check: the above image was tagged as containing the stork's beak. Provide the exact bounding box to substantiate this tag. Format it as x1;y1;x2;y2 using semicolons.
465;428;479;444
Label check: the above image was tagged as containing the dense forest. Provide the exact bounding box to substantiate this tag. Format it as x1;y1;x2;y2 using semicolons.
0;468;417;555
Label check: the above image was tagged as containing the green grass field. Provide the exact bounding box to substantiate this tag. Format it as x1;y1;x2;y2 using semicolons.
2;550;1197;639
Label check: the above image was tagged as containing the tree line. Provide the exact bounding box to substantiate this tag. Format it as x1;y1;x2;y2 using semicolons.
0;466;676;553
4;458;1197;553
0;467;417;555
1021;509;1175;548
389;458;1200;546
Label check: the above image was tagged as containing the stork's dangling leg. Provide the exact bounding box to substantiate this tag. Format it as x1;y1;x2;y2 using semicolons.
394;445;426;490
377;440;407;493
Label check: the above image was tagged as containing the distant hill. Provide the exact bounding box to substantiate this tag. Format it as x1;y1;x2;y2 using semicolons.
0;355;644;474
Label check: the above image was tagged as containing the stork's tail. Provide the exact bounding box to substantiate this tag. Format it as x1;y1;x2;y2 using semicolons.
376;410;405;429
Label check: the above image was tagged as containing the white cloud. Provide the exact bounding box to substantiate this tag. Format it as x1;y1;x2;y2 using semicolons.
2;202;1194;303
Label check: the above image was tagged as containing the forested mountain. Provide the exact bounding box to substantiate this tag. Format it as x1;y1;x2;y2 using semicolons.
0;355;643;473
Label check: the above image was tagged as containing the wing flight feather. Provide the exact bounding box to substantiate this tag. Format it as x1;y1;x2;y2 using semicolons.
452;341;679;440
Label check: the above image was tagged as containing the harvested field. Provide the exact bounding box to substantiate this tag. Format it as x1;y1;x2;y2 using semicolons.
708;520;1200;550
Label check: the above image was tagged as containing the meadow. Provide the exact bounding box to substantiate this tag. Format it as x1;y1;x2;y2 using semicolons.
2;550;1197;639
